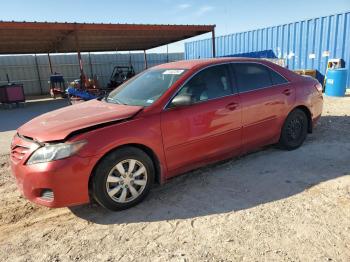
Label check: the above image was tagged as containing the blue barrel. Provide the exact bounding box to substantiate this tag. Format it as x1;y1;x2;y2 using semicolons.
325;68;348;97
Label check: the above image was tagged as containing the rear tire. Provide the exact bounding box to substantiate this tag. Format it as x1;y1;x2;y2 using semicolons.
279;109;308;150
92;147;154;211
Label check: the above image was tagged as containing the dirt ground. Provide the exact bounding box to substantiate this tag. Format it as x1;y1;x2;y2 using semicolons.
0;95;349;262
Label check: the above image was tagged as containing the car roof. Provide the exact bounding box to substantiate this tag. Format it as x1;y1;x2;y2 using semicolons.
153;57;302;83
153;57;272;70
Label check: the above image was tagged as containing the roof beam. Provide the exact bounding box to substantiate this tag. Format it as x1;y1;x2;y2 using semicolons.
0;21;214;32
0;21;215;54
48;30;75;52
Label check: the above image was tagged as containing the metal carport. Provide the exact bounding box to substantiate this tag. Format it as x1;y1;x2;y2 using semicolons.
0;21;216;74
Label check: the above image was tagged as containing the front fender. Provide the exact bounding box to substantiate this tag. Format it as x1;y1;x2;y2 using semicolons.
71;114;169;183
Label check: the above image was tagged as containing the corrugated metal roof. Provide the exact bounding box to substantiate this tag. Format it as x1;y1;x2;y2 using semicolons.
0;21;215;54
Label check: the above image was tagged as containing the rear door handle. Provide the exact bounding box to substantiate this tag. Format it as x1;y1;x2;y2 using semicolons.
226;102;239;111
282;89;292;96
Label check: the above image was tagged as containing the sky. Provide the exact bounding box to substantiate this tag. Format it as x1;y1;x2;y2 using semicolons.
0;0;349;53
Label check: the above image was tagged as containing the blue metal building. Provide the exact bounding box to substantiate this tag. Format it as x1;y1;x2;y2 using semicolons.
185;11;350;87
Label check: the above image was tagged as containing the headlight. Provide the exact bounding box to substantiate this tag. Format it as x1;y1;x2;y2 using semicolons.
26;140;87;165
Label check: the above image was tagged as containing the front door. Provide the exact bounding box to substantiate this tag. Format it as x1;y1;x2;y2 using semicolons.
161;64;242;176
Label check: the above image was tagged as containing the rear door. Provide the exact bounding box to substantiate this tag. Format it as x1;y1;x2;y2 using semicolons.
161;64;242;176
231;62;295;151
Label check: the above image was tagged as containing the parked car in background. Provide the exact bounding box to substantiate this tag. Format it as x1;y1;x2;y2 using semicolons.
10;58;323;211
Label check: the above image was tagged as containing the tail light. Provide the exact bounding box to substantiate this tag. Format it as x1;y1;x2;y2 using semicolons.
314;82;323;93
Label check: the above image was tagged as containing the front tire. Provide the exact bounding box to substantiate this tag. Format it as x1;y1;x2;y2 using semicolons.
279;109;308;150
92;147;154;211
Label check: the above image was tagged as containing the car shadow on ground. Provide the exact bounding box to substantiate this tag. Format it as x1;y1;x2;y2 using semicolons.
70;115;350;225
0;98;69;132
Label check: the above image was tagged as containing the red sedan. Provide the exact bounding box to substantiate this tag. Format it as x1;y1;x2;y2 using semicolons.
11;58;323;211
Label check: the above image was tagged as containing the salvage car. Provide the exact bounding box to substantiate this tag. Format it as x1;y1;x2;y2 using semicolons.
10;58;323;211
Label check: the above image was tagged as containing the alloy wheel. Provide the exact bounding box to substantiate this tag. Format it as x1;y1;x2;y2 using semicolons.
105;159;148;203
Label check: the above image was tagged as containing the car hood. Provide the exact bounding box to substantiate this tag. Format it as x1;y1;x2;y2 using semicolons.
17;99;143;142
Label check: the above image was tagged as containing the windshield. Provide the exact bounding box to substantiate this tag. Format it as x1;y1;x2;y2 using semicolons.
106;68;187;106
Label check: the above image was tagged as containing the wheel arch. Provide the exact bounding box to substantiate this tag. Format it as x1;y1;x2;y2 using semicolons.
88;143;162;196
290;105;313;133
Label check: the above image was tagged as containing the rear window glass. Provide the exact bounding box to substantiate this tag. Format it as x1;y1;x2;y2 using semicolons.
233;63;272;92
270;70;288;85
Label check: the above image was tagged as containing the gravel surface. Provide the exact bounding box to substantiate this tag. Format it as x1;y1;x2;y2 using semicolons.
0;95;349;262
0;98;68;155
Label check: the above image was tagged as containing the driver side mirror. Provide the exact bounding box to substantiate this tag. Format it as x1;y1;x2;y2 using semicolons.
169;94;192;108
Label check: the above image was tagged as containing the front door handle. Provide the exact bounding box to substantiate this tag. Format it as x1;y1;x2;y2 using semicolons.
226;102;239;111
282;89;292;96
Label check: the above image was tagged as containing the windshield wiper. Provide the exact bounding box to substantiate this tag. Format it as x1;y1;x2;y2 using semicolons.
97;90;109;101
106;97;126;105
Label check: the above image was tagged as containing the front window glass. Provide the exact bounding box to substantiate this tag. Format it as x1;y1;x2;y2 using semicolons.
175;64;232;104
106;69;186;106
